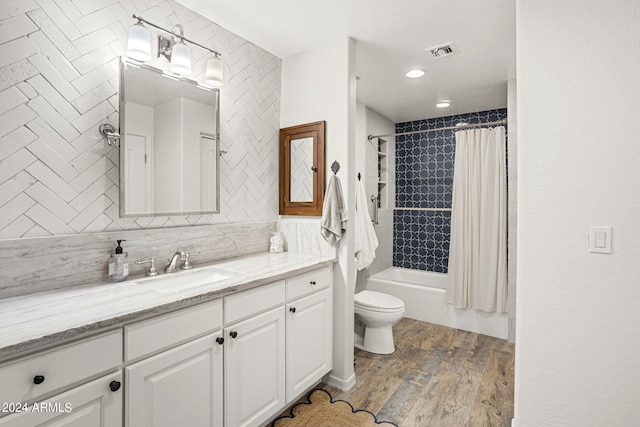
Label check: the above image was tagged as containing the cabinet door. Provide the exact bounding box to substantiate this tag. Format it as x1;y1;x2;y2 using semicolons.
0;371;122;427
286;288;333;401
126;333;223;427
225;307;285;427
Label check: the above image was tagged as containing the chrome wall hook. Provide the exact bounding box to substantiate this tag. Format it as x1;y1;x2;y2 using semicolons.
99;123;121;147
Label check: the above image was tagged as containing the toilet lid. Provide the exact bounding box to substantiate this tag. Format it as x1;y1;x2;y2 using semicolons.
355;290;404;310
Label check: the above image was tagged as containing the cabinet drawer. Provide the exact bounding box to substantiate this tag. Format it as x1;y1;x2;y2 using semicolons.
286;266;331;301
224;280;285;325
0;330;122;405
125;299;222;362
0;371;122;426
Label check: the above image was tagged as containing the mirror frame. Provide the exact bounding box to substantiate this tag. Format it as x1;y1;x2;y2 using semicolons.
279;121;326;216
119;58;220;217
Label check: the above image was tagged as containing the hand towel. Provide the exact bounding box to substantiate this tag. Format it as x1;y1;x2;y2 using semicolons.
354;179;378;270
320;174;348;246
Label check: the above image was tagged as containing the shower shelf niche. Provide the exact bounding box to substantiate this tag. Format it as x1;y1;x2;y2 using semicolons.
376;137;388;209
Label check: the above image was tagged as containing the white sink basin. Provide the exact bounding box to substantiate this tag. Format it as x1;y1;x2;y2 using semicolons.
134;267;239;293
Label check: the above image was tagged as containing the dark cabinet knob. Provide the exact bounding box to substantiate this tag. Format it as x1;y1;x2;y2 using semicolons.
216;337;224;345
229;331;238;339
290;307;296;313
33;375;45;385
109;380;121;392
310;281;316;285
310;166;318;172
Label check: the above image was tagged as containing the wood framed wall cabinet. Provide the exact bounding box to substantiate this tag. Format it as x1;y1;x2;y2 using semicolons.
279;121;326;216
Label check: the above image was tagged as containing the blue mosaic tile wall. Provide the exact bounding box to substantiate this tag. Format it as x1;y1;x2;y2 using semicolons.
394;210;451;273
393;109;508;273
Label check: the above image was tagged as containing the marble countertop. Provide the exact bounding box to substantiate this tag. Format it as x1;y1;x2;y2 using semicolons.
0;252;334;363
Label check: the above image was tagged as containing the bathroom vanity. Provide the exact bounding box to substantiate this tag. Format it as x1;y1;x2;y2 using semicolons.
0;252;333;427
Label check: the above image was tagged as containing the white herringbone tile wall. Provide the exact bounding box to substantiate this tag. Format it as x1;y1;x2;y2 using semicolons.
0;0;281;239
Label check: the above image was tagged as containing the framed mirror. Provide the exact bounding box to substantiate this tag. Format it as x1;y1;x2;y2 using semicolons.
279;121;326;216
119;58;220;217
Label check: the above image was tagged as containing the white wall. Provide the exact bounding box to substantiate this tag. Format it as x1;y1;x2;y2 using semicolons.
516;1;640;425
154;98;183;213
364;107;395;275
507;79;517;344
123;102;153;214
181;98;216;211
354;104;395;292
280;38;357;390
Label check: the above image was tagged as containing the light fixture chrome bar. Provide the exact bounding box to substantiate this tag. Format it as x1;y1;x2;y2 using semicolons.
367;118;507;140
132;14;222;57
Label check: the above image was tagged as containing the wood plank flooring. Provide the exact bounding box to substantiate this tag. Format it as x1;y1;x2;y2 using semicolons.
277;318;515;427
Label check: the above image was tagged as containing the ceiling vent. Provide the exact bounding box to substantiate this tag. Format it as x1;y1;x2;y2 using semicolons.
426;42;457;59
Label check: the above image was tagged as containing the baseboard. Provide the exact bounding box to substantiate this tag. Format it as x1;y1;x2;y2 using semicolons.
323;372;356;391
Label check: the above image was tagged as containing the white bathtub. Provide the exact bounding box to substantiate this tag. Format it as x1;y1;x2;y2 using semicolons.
367;267;508;339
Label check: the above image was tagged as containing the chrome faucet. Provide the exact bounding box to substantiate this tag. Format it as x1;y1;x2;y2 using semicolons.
164;251;185;273
164;251;200;273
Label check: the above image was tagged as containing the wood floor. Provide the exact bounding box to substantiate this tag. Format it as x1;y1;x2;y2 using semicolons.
280;318;515;427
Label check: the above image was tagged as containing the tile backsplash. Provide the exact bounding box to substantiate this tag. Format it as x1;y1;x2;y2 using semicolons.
393;109;507;272
0;0;281;239
0;220;276;298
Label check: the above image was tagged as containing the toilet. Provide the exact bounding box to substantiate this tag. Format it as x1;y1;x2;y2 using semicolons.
354;290;405;355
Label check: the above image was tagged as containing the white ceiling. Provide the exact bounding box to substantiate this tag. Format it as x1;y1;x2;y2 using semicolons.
175;0;515;123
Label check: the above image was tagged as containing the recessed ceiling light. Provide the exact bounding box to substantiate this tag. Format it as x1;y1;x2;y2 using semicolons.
436;100;451;108
405;69;425;78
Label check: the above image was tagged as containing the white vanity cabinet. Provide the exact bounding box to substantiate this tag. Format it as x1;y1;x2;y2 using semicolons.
0;331;123;427
0;260;333;427
223;281;286;427
284;267;333;401
124;300;224;427
122;266;331;427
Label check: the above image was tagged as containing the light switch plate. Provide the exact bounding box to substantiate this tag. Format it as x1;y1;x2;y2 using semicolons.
589;226;612;254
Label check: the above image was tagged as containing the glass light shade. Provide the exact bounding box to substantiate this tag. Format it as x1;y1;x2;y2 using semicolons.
170;41;191;75
204;56;224;87
127;23;151;61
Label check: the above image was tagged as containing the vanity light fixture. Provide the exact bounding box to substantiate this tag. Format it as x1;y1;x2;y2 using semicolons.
127;14;223;85
436;100;451;108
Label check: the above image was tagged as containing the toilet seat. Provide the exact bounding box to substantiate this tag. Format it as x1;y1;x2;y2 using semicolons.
355;290;404;312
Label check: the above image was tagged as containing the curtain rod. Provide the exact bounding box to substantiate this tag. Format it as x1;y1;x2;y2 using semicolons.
367;118;507;141
132;14;222;57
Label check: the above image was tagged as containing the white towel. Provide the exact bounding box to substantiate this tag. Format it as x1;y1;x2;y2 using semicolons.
320;175;348;246
354;179;378;270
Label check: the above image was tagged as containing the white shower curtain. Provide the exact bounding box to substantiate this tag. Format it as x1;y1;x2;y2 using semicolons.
446;126;507;313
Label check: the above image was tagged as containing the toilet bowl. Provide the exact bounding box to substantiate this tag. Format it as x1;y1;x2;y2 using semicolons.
354;290;405;355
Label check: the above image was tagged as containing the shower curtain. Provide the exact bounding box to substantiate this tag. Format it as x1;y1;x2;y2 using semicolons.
446;126;507;313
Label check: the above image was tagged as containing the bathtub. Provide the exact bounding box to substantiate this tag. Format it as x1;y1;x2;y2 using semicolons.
367;267;508;339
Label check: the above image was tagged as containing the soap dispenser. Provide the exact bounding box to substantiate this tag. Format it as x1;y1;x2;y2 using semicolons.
108;240;129;282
